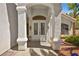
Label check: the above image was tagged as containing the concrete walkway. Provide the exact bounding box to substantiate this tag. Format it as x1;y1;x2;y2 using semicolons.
1;41;58;56
1;46;58;56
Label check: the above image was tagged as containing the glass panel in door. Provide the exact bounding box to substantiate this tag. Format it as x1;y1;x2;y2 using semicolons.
40;23;45;35
34;23;38;35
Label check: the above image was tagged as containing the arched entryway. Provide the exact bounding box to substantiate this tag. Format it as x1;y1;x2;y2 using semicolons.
27;4;52;47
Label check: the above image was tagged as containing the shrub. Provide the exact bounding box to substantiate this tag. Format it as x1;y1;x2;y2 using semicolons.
65;36;79;46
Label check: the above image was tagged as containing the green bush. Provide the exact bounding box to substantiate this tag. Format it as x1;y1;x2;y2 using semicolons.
65;36;79;46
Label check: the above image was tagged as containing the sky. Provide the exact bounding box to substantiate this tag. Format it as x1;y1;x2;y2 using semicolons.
61;3;70;13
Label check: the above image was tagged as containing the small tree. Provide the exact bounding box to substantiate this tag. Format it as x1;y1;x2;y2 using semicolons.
67;3;79;35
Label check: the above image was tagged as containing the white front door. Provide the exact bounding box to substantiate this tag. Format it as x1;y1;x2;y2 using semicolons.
32;20;46;41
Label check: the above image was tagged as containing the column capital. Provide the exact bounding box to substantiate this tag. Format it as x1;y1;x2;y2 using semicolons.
16;6;27;13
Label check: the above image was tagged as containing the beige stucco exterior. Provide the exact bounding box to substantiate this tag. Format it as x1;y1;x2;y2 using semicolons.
0;3;18;55
61;13;75;35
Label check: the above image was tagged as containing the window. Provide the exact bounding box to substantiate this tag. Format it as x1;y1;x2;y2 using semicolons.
33;15;46;20
61;23;69;35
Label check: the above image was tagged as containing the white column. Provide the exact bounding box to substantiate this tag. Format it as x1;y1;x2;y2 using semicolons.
16;6;28;50
52;13;61;50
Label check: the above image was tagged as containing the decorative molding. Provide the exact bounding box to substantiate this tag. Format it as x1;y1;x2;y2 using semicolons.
16;6;27;12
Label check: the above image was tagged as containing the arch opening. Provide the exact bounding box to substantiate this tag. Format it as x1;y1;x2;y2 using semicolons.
32;15;46;20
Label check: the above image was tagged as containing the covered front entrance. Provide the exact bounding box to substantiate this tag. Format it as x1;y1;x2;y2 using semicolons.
27;4;54;47
27;15;48;47
16;3;61;50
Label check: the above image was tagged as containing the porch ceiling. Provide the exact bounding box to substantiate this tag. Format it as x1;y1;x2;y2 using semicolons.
28;4;51;17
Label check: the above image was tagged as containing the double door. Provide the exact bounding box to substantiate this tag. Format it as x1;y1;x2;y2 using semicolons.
32;20;46;41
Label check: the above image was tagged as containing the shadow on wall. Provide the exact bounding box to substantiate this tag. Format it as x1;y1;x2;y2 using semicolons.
7;3;18;48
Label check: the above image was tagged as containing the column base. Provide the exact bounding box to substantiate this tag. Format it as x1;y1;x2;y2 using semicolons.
17;38;28;51
52;41;61;50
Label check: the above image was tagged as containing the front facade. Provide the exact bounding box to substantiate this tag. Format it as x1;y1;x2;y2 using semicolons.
0;3;75;55
16;3;75;51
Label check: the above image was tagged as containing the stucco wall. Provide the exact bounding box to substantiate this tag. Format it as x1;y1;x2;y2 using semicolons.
7;3;18;48
53;3;61;16
61;16;73;35
0;3;10;55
